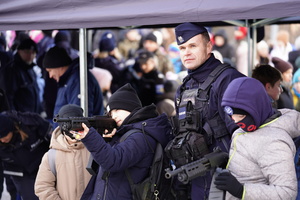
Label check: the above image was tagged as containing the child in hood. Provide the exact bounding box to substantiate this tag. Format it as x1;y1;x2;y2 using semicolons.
215;77;299;199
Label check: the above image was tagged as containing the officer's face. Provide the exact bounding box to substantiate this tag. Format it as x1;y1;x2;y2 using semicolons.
178;34;212;70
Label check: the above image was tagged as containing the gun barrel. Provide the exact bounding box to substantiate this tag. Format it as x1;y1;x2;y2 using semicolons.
53;116;117;133
165;167;184;179
165;150;228;184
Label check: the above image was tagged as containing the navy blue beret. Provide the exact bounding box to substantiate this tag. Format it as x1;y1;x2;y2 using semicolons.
175;22;208;45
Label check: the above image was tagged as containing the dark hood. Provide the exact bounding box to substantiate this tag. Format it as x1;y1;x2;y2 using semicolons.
118;104;172;147
222;77;275;128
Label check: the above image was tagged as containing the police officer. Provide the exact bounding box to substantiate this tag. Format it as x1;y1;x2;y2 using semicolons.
172;22;245;199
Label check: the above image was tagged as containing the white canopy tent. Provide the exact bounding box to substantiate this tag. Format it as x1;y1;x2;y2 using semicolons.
1;0;300;115
1;0;300;30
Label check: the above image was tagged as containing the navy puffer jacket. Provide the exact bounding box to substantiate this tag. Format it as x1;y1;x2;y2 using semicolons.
81;104;172;200
54;59;104;117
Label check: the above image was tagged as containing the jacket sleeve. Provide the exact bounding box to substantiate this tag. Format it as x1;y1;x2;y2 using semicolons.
242;139;297;200
34;152;62;200
82;127;153;171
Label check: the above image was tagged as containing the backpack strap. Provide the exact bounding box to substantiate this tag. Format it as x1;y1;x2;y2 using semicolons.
121;125;160;199
48;149;57;176
119;129;141;142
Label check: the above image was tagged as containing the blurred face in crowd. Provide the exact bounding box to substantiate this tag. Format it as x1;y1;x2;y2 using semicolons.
143;40;158;52
0;132;13;143
214;36;225;47
282;68;293;83
265;80;283;101
109;109;130;127
126;29;140;42
46;66;69;82
178;34;212;70
140;58;155;74
18;49;36;65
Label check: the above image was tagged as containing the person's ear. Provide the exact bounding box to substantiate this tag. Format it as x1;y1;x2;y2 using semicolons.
265;82;272;91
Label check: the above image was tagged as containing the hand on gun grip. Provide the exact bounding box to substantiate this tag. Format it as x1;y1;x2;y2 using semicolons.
214;171;243;199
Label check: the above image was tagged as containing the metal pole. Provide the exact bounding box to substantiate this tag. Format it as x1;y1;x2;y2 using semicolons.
251;21;257;77
246;19;251;77
79;28;88;117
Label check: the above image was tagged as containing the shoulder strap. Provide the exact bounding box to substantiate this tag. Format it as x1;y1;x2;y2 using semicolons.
200;63;231;91
48;149;57;176
198;63;231;100
119;129;141;142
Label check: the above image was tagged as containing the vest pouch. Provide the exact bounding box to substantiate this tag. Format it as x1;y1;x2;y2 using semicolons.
178;100;202;134
165;131;210;168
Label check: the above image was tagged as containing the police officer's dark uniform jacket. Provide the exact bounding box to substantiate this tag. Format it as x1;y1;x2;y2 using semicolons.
171;22;245;199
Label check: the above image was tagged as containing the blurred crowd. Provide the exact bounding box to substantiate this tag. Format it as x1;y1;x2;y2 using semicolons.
0;24;300;199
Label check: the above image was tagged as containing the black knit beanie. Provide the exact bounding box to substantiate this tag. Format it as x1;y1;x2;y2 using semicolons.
57;104;83;118
43;46;72;68
144;32;157;43
17;38;38;53
107;83;142;113
0;114;15;138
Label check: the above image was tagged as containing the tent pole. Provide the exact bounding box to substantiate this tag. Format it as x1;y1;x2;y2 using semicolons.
246;20;251;77
251;21;257;77
79;28;88;117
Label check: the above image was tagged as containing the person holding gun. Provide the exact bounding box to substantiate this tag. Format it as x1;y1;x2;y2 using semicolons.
35;104;92;200
76;83;173;200
215;77;299;199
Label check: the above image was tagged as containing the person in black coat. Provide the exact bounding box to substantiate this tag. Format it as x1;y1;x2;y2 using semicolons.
0;110;52;200
0;38;44;114
135;50;165;106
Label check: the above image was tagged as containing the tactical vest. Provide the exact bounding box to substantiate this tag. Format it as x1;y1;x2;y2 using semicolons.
165;64;231;168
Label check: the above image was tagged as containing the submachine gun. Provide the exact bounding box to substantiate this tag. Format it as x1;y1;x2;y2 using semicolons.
165;147;228;184
53;115;117;134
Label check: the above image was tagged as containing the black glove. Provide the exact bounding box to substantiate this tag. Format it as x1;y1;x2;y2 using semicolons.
214;171;243;199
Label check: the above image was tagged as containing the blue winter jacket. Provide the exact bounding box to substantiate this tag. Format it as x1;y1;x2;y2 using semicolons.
54;59;104;117
175;54;245;199
81;104;172;200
